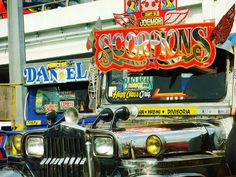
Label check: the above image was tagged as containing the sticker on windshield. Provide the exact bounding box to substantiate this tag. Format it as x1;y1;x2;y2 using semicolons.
112;90;151;99
109;87;117;97
26;120;42;126
44;104;58;112
59;91;76;100
60;101;74;110
123;76;153;90
151;89;188;99
35;93;43;107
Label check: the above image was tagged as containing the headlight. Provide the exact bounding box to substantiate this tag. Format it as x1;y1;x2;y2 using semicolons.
146;135;165;157
5;133;23;155
26;136;44;158
13;134;23;153
94;136;114;157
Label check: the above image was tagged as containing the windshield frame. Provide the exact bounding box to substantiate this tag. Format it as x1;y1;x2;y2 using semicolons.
105;50;230;104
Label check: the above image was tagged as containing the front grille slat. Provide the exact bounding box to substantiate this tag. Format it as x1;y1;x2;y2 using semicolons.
74;157;81;177
63;157;70;177
44;138;49;158
69;157;76;177
65;138;70;157
56;138;61;157
57;158;64;177
79;158;87;177
49;138;53;158
71;138;76;157
40;125;85;177
45;158;52;177
62;137;65;158
49;158;56;177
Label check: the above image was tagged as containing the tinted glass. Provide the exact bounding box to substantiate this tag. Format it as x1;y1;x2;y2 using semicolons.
107;51;227;103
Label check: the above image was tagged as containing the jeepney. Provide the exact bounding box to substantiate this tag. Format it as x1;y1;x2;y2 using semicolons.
1;0;236;177
8;44;235;177
23;58;96;129
0;58;97;172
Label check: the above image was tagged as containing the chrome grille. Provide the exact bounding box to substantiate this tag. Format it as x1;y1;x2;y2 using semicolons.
40;125;86;177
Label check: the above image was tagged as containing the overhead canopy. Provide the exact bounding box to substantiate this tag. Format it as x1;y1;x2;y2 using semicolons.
216;33;236;54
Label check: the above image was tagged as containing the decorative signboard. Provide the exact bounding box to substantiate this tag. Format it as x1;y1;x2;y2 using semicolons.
94;0;235;73
114;0;189;27
24;60;89;85
94;23;215;72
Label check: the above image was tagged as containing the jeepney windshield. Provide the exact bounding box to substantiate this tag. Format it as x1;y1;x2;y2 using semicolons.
34;82;90;113
107;51;228;103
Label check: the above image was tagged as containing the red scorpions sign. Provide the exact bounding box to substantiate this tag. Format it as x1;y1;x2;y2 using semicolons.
94;0;234;72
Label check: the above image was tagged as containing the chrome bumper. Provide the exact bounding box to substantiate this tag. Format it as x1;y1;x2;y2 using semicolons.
110;154;229;177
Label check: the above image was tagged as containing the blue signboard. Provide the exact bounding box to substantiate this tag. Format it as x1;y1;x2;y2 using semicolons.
24;60;88;85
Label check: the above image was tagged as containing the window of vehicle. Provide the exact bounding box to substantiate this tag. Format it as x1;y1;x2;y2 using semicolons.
107;50;228;103
35;82;90;113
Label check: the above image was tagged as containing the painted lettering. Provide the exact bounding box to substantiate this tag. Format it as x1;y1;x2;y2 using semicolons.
95;23;216;72
139;18;163;27
66;67;76;80
167;109;191;115
36;66;49;83
24;62;88;85
24;67;37;84
76;62;88;80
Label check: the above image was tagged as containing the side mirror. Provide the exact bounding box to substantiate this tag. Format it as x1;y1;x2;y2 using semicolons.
114;106;130;121
110;106;130;129
100;108;114;122
45;110;57;128
92;108;114;128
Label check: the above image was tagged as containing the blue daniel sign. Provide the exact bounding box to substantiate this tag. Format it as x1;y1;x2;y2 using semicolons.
24;61;88;85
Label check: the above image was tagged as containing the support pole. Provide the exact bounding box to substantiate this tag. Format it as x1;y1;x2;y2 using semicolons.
7;0;27;130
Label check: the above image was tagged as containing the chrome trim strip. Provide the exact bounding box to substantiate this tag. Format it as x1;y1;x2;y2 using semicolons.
86;141;94;177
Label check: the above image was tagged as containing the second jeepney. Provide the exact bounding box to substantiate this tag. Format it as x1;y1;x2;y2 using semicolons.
2;0;236;177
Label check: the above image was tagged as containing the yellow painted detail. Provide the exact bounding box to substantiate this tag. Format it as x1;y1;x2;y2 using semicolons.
13;134;23;152
12;142;17;155
46;62;67;70
139;106;199;116
13;123;25;131
26;120;42;126
0;83;22;86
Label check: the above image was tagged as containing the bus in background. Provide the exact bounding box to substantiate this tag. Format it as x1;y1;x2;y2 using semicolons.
0;0;41;19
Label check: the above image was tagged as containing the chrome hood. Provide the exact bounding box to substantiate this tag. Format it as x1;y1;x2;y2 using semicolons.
113;122;223;158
